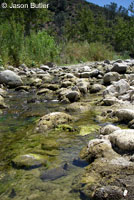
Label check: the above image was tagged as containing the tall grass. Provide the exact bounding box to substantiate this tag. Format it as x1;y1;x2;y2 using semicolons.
59;41;126;64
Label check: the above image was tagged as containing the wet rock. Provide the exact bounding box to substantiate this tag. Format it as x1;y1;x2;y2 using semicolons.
93;186;124;200
40;163;68;181
79;124;99;136
56;124;76;132
66;102;91;113
35;112;72;133
12;154;47;169
103;72;120;85
73;137;133;200
41;139;60;150
100;124;121;135
80;138;113;162
0;70;23;87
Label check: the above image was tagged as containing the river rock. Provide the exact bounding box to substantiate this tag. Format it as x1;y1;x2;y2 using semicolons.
40;65;50;71
12;154;47;169
90;84;104;93
103;72;120;84
58;88;80;102
0;95;7;108
76;79;90;94
0;70;23;87
66;102;91;113
100;124;121;135
111;62;127;73
103;79;130;96
73;136;133;200
115;109;134;122
40;163;68;181
35;112;72;133
109;129;134;152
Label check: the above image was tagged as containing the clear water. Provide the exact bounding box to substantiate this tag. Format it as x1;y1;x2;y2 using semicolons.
0;90;99;200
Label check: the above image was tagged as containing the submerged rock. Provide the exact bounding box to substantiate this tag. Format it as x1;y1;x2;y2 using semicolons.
66;102;91;113
40;163;68;181
12;154;47;169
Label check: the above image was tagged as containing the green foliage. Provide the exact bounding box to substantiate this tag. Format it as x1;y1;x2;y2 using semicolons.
0;21;60;66
60;41;118;64
21;31;60;65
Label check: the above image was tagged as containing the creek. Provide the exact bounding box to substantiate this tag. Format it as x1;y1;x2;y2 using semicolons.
0;89;100;200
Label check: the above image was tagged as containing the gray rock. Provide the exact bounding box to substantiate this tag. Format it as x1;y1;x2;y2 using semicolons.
35;112;72;133
0;70;23;87
100;124;121;135
103;72;120;84
109;129;134;152
115;109;134;122
40;65;50;71
40;163;68;181
103;79;130;96
111;63;127;73
90;84;104;93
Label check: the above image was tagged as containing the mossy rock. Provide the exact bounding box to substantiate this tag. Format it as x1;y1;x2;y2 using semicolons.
35;112;73;133
79;124;99;136
41;139;60;151
56;124;77;132
12;153;47;169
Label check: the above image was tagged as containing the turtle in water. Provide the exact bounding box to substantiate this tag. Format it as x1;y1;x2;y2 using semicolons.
40;163;69;181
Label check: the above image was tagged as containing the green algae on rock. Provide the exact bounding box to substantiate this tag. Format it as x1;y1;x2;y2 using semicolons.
79;125;100;136
12;153;47;169
35;112;73;133
56;124;77;132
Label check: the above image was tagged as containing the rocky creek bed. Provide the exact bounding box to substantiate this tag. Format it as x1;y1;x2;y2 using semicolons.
0;60;134;199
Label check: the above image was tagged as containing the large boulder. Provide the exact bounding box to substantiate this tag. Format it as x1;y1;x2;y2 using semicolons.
109;129;134;152
73;137;134;200
35;112;72;133
0;70;23;87
103;72;120;84
115;109;134;122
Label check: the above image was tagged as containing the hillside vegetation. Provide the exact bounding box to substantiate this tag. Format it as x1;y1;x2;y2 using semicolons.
0;0;134;66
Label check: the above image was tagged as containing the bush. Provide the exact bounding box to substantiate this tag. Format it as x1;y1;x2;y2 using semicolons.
21;31;60;66
0;21;60;66
60;41;117;64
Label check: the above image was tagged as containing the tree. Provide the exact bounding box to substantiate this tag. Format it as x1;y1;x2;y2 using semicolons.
0;0;51;35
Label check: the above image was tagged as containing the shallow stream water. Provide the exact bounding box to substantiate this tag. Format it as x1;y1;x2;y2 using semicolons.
0;90;100;200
